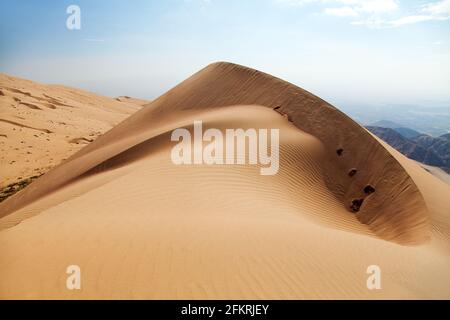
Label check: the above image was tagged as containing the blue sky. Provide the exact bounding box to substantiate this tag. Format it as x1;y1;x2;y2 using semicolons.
0;0;449;109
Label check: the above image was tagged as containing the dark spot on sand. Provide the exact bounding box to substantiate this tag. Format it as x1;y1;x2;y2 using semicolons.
364;185;376;195
20;102;42;110
0;174;44;203
350;199;364;212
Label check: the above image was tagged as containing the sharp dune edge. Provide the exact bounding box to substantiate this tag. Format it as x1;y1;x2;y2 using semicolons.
0;62;449;299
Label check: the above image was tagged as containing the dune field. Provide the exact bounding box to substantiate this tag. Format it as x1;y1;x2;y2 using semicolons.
0;73;145;201
0;62;449;299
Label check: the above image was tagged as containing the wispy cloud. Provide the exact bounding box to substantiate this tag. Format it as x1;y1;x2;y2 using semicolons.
421;0;450;15
344;0;398;14
275;0;450;28
352;14;449;28
324;6;359;17
352;0;450;29
276;0;398;13
274;0;319;6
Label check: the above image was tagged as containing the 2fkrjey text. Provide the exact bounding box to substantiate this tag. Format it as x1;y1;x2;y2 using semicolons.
181;304;269;317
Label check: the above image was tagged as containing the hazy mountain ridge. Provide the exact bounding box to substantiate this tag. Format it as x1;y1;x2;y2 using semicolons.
366;126;450;173
341;105;450;137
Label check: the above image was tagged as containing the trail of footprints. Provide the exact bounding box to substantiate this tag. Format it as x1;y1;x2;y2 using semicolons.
336;148;376;213
272;105;377;215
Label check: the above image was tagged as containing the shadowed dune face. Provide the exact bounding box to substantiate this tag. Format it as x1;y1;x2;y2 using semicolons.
1;63;448;299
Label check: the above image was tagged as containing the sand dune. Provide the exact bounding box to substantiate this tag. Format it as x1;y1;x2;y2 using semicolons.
419;163;450;186
115;96;151;106
0;73;146;199
0;63;449;299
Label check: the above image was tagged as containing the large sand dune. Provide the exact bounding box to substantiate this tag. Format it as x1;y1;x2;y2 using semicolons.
0;62;449;299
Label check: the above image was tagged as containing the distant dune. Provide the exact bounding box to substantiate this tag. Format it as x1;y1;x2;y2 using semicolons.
0;63;449;299
115;96;150;106
0;73;146;201
420;163;450;186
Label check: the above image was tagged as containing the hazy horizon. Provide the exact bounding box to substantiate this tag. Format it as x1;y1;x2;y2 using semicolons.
1;0;450;109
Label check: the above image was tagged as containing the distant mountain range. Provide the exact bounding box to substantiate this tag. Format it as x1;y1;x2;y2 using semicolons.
340;104;450;137
366;124;450;173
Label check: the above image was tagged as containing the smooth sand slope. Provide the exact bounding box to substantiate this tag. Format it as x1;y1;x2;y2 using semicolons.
419;163;450;186
0;63;449;299
0;73;145;194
